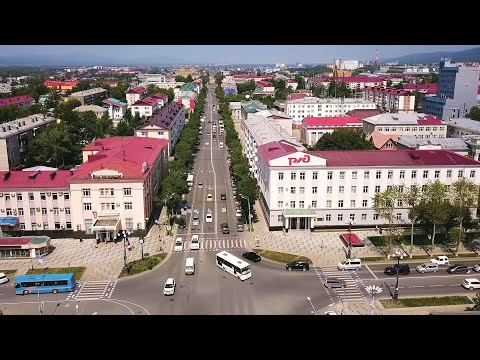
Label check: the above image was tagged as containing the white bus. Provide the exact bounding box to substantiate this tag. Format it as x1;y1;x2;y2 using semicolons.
187;174;194;188
216;251;252;281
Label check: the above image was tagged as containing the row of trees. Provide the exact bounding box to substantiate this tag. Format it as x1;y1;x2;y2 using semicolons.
68;80;130;103
214;74;259;224
158;75;209;215
373;178;479;257
309;129;374;151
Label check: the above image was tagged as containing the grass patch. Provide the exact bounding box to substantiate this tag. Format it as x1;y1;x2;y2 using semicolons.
0;269;17;275
360;256;386;262
381;296;472;308
457;253;480;258
368;236;390;247
26;267;86;280
254;249;311;264
120;254;167;277
412;255;432;260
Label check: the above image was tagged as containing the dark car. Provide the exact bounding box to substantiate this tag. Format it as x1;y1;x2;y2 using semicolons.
220;193;226;200
242;251;261;263
175;217;186;229
384;263;410;276
446;264;470;274
221;223;230;234
286;260;310;271
324;278;347;289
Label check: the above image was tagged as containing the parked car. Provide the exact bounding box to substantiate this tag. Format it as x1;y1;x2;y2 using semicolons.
220;193;226;200
197;182;203;189
431;255;449;266
446;264;470;274
163;278;176;296
192;213;200;226
384;264;410;276
416;263;439;273
323;278;347;289
175;217;186;229
205;213;213;223
286;260;310;271
242;251;261;263
473;264;480;273
207;194;213;202
461;278;480;290
174;238;183;252
190;235;200;250
0;272;9;285
221;223;230;234
236;222;245;232
236;209;242;218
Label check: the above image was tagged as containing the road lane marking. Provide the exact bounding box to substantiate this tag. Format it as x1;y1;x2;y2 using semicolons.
364;265;378;280
362;273;471;281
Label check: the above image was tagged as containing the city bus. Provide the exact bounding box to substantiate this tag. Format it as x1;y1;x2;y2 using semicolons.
216;251;252;281
13;273;76;295
187;174;194;189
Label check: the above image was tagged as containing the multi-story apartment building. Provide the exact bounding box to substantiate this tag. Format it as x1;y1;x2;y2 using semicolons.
255;141;480;231
126;86;148;106
43;80;79;94
444;117;480;138
0;83;12;94
255;81;275;95
129;93;167;119
423;59;480;120
243;116;304;180
102;98;127;123
285;97;376;127
138;81;184;90
0;137;170;239
69;88;107;105
300;116;362;146
229;102;242;121
363;87;415;113
136;74;167;85
334;59;362;70
0;114;56;171
335;76;386;90
285;79;298;91
135;102;186;154
230;74;274;83
363;113;447;139
0;95;35;109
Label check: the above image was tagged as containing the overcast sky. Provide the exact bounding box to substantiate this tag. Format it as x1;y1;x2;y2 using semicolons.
0;45;477;65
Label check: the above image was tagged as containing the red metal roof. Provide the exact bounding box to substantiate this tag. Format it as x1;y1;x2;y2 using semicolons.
257;141;299;163
306;149;480;167
0;237;32;246
416;116;444;125
364;86;410;96
257;81;273;87
232;74;273;79
345;109;384;119
131;97;159;106
151;92;168;100
0;95;34;108
341;233;364;247
289;93;306;100
336;76;384;83
44;80;79;87
304;116;361;127
74;137;169;180
127;86;147;94
403;83;438;95
0;170;72;190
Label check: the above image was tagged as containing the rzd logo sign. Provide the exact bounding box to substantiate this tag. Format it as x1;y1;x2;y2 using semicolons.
288;154;310;166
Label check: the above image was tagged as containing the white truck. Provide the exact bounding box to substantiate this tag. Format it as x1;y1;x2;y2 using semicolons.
187;174;194;189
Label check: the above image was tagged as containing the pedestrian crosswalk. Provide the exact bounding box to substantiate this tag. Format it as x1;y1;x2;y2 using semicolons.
315;266;366;301
172;238;248;252
67;280;117;300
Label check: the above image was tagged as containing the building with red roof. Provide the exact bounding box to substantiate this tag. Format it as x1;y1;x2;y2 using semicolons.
345;108;384;120
44;80;79;93
0;95;35;109
364;86;415;113
402;83;438;95
335;76;386;89
255;81;275;95
126;86;148;106
254;140;480;231
0;137;169;239
230;74;274;83
300;116;362;146
130;93;166;119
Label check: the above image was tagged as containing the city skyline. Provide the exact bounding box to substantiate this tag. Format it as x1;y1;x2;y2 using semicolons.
0;45;478;66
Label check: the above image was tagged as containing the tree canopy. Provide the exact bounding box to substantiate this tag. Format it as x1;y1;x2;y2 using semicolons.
310;129;374;150
466;106;480;121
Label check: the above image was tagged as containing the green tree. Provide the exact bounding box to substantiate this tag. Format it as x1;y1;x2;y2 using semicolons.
386;80;392;87
96;113;114;138
374;186;401;254
70;81;92;93
466;106;480;121
295;75;306;89
351;69;363;76
404;185;423;258
312;85;326;98
114;120;132;136
448;178;479;255
147;84;161;95
311;129;374;150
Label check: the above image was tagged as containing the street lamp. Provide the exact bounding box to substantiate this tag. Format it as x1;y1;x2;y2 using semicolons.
118;230;129;275
392;251;403;301
139;237;145;260
239;193;252;232
345;219;355;259
365;285;383;315
306;296;317;315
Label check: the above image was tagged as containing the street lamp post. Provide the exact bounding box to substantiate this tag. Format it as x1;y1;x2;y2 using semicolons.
392;251;403;301
118;230;129;275
239;193;252;232
139;238;145;260
365;285;383;315
345;219;355;259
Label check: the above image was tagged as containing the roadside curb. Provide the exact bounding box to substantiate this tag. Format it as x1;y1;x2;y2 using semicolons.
116;251;173;281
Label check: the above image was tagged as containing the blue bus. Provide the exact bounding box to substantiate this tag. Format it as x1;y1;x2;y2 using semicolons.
14;273;76;295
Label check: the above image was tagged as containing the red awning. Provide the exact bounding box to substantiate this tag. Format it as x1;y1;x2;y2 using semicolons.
341;233;365;247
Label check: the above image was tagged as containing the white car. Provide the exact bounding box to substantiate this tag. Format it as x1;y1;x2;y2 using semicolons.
236;209;242;218
0;272;9;285
174;238;183;252
205;213;213;223
190;235;200;250
192;213;200;226
431;255;449;266
163;278;176;296
219;142;224;148
462;278;480;290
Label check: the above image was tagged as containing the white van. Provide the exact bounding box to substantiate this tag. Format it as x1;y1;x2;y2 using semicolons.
337;258;362;271
185;257;195;275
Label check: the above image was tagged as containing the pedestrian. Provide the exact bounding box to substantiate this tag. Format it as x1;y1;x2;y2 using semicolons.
79;238;83;243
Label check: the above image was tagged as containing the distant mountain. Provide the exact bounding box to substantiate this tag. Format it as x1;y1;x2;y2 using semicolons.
384;47;480;65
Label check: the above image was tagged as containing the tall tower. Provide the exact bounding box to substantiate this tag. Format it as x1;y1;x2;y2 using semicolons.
373;49;379;70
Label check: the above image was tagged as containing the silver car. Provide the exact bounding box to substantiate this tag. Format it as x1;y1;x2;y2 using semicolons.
472;264;480;273
324;278;346;289
416;263;439;273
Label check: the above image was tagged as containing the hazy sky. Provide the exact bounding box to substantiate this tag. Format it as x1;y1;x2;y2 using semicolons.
0;45;477;65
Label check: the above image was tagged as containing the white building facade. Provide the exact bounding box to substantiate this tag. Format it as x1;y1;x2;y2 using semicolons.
363;113;447;138
126;87;148;107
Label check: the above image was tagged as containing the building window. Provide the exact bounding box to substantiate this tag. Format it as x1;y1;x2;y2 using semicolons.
291;172;296;180
123;188;132;196
312;200;317;208
351;186;357;193
44;223;49;230
277;215;283;223
327;172;333;179
411;171;417;179
388;171;393;179
352;171;357;179
53;208;59;215
55;222;61;230
290;201;295;208
338;214;343;221
66;222;72;229
17;193;23;201
84;203;92;211
325;186;330;194
125;202;133;210
373;214;379;220
471;170;476;178
398;185;404;193
446;170;452;178
18;208;24;216
458;170;463;178
396;213;402;220
278;187;283;194
375;186;381;193
422;185;427;192
400;170;405;179
278;172;284;180
299;187;305;194
290;187;296;194
20;223;26;230
363;186;368;193
339;171;345;180
65;208;71;215
350;200;356;207
41;208;47;215
82;189;91;197
6;208;12;216
423;170;429;179
338;200;344;208
326;200;332;208
350;214;355;221
300;172;305;180
339;186;344;194
64;192;70;199
361;214;367;221
52;193;58;200
299;201;305;209
376;171;382;179
30;208;36;216
435;170;440;179
278;201;283;208
362;200;368;207
364;171;370;179
101;203;116;211
312;172;318;180
32;223;37;231
314;187;319;194
326;214;331;221
40;193;46;201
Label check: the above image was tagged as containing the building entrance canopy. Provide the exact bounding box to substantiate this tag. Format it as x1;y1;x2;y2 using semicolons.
282;209;316;218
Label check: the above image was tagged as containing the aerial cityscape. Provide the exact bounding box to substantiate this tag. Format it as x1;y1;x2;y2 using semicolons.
1;44;480;315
